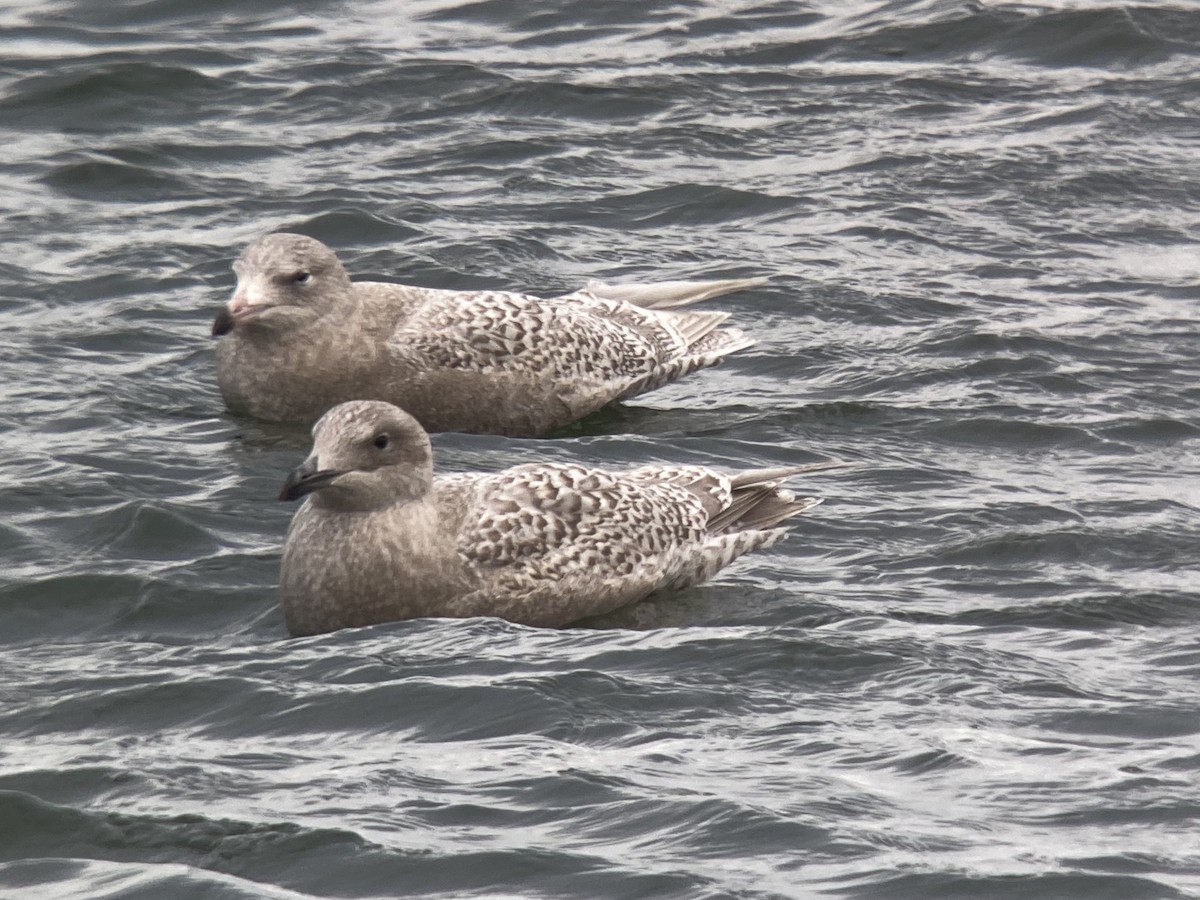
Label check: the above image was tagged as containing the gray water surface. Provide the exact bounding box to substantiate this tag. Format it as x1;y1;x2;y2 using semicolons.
1;1;1199;897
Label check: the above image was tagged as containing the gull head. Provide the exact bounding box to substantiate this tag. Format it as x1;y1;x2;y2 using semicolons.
212;233;353;337
279;401;434;511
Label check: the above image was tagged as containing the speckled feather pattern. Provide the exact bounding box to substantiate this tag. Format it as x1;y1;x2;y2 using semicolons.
393;290;666;379
215;233;759;435
279;401;832;635
449;464;709;572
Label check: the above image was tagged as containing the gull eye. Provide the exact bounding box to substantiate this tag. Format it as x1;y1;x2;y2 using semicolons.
373;433;390;450
293;271;311;284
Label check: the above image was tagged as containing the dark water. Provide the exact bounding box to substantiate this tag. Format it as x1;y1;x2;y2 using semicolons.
2;0;1199;897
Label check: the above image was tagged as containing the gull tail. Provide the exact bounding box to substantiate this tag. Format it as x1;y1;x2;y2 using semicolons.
715;461;855;532
617;326;755;400
586;276;767;310
661;462;850;590
706;464;846;535
656;461;853;593
662;527;791;591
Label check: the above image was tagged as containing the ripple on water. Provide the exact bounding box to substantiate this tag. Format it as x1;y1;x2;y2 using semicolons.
0;61;229;132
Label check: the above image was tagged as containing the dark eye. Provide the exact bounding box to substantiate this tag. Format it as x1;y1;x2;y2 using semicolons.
373;433;390;450
293;271;311;284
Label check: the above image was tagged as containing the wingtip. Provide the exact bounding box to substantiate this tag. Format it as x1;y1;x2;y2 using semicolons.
585;276;769;309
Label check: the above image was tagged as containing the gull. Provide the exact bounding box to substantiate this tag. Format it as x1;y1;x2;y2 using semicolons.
277;400;843;636
213;233;761;436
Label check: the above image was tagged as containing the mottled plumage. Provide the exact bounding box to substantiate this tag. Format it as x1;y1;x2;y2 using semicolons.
277;401;843;636
213;233;762;436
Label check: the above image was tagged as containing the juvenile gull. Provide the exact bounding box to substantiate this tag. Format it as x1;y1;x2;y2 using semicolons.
213;233;762;436
277;401;843;636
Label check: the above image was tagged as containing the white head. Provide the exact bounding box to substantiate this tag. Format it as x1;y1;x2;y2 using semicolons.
212;233;354;337
279;401;435;511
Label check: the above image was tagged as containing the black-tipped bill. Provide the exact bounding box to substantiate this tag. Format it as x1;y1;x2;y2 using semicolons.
279;459;343;501
211;307;235;337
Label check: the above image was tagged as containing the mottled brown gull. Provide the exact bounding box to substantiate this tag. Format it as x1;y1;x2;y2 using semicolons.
277;400;844;637
213;233;762;436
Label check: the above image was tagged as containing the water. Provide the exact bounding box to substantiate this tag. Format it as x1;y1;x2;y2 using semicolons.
1;0;1199;896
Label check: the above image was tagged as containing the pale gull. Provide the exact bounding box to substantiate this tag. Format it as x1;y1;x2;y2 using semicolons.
212;233;762;436
277;400;844;636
